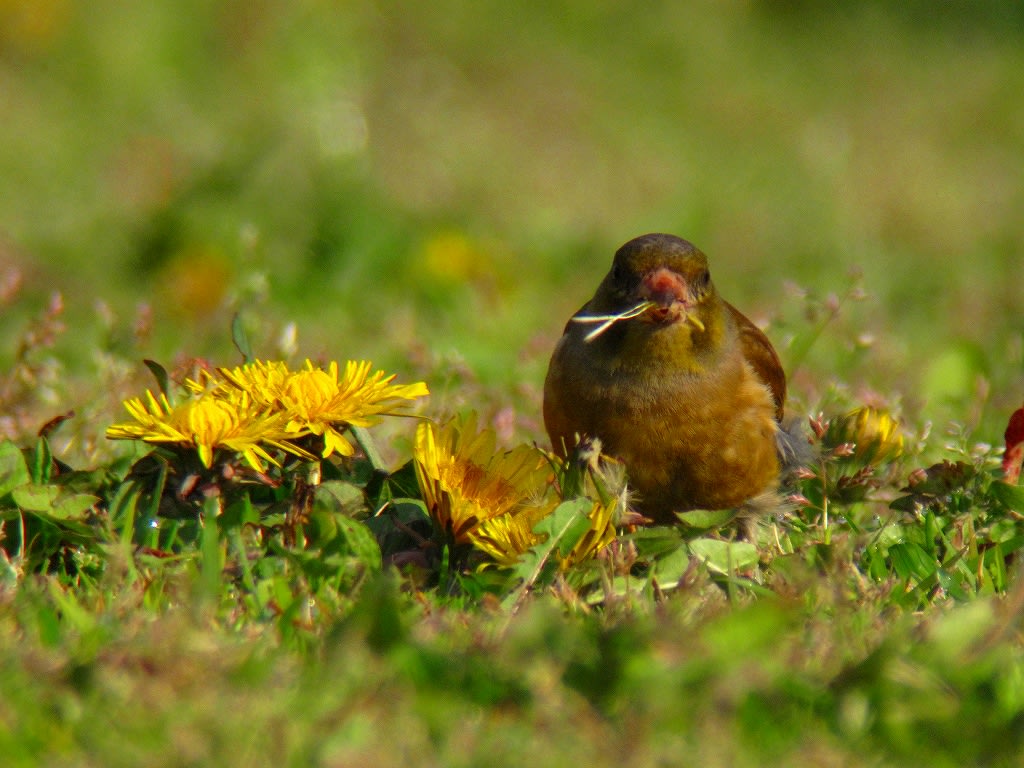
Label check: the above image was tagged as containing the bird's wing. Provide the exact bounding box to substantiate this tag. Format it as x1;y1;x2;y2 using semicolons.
726;302;786;421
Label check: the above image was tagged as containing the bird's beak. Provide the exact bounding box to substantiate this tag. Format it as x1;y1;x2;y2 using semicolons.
640;267;688;308
638;268;703;330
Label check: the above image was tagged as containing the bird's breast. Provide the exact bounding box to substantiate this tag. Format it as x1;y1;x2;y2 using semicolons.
544;331;780;516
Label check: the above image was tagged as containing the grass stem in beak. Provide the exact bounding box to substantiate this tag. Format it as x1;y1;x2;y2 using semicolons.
571;301;656;342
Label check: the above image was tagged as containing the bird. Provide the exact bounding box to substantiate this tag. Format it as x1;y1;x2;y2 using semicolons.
543;233;797;525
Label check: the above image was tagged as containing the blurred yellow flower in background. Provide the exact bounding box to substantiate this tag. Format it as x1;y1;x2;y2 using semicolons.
157;245;233;322
0;0;72;55
419;230;489;285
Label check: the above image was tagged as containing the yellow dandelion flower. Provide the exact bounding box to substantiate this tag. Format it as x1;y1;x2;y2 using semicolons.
413;413;551;543
562;498;618;568
470;498;617;569
106;390;291;471
827;406;904;465
277;360;429;458
183;372;212;396
111;359;426;467
470;505;550;567
208;359;292;407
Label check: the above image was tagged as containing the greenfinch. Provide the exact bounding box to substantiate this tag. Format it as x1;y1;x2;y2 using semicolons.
543;233;796;524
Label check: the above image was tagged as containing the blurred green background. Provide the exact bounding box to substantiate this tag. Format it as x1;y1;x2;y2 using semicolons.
1;0;1022;446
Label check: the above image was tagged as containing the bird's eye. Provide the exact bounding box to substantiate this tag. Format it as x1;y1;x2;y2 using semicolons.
611;263;623;282
697;269;711;291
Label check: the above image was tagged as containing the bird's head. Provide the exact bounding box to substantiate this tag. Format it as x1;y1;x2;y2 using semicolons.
590;233;720;334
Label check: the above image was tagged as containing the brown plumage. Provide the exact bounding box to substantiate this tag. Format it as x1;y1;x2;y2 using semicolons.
543;233;788;524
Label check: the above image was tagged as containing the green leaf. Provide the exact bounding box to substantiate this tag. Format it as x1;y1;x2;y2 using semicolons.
0;440;30;499
220;493;260;529
651;546;691;587
47;580;97;635
30;437;53;484
303;507;338;546
34;603;63;647
906;460;976;496
874;523;907;549
982;542;1011;591
199;496;223;603
991;534;1024;556
625;525;687;559
351;425;386;472
675;508;736;530
11;484;61;512
935;567;972;601
313;480;366;516
383;498;430;523
370;460;421;507
503;498;593;609
50;493;99;520
329;516;382;570
231;312;253;362
363;498;431;557
889;494;923;512
688;538;759;574
143;358;171;398
990;481;1024;513
534;498;593;560
888;541;936;581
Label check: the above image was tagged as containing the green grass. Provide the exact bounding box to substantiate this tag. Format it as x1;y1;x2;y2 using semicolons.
3;2;1024;766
